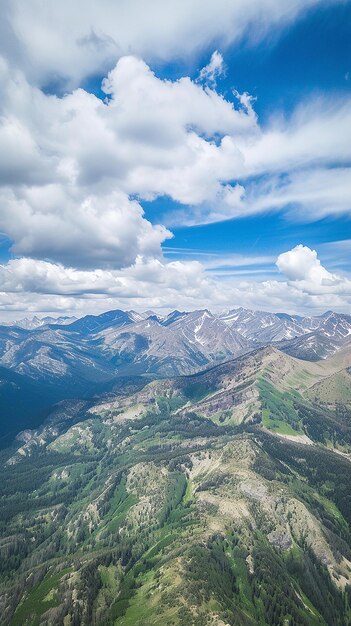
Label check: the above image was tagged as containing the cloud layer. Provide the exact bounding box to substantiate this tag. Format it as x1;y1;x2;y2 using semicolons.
0;1;350;317
0;246;350;318
2;0;338;87
1;55;350;270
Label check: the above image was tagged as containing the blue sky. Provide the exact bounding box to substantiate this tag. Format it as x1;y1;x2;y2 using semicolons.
84;0;351;279
151;1;351;114
0;0;350;318
142;1;351;278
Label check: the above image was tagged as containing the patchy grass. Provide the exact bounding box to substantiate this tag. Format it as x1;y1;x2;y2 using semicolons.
262;409;303;436
11;568;71;626
104;478;137;532
307;370;351;407
183;479;193;503
259;379;304;435
116;569;180;626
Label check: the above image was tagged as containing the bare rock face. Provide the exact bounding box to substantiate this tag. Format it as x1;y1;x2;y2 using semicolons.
220;307;351;358
267;530;292;550
15;429;35;443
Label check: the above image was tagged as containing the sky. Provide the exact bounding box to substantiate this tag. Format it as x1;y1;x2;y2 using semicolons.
0;0;350;320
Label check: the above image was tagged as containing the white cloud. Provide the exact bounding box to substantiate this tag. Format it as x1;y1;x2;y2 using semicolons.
277;245;351;296
242;167;351;222
239;98;351;176
0;54;258;267
198;51;225;87
277;245;335;283
0;187;171;269
1;53;350;267
164;106;351;223
0;255;224;315
1;0;337;87
0;256;211;299
0;11;350;320
0;246;350;319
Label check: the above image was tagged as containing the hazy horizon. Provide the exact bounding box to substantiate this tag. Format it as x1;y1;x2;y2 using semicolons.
0;305;346;326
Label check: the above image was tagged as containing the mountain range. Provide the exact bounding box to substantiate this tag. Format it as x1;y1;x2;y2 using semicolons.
0;307;350;446
1;308;351;377
1;339;351;625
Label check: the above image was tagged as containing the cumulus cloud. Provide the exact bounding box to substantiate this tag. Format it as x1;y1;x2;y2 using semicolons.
0;187;171;268
0;246;350;318
277;245;351;296
1;51;350;267
1;0;337;87
277;245;335;283
0;54;258;267
165;95;351;225
0;256;225;315
0;256;209;298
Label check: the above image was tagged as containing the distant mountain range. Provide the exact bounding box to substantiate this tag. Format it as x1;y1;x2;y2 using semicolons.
0;307;350;385
0;306;350;441
1;315;78;330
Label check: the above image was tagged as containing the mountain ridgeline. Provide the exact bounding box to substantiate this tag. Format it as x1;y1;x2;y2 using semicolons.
0;307;350;441
0;308;350;389
1;309;351;625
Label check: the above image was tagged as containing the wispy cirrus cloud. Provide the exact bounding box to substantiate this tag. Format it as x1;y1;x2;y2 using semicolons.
1;0;339;87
